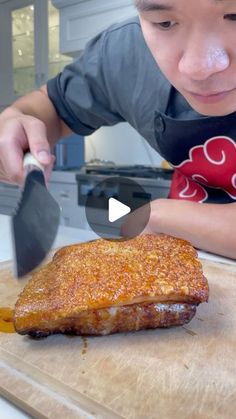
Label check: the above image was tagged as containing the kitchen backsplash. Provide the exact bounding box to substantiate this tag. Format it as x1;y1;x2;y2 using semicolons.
85;122;162;166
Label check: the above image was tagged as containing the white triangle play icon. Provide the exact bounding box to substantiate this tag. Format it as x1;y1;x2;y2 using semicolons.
108;198;131;223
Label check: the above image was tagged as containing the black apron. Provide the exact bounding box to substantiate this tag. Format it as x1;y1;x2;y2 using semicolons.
154;87;236;204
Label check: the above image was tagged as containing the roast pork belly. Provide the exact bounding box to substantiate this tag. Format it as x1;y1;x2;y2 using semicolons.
14;234;209;337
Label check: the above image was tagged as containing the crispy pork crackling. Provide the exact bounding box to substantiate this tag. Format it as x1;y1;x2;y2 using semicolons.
14;234;209;337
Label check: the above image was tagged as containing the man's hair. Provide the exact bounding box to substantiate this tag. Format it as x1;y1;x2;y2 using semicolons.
134;0;142;9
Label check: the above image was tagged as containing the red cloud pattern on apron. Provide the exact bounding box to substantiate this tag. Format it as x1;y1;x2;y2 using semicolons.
169;136;236;202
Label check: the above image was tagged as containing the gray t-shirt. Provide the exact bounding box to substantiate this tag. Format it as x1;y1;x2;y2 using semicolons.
47;16;198;152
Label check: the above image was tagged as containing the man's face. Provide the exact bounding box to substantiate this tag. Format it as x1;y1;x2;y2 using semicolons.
136;0;236;116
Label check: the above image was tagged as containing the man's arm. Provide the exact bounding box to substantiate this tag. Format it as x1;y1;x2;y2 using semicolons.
0;85;72;184
145;199;236;259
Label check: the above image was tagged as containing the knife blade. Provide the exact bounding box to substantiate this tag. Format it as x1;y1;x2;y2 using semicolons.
11;152;60;278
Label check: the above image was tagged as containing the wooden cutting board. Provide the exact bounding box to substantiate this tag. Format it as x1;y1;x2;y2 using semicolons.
0;256;236;419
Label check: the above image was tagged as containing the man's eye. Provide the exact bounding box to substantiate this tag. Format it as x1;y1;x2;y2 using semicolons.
153;21;177;30
224;14;236;21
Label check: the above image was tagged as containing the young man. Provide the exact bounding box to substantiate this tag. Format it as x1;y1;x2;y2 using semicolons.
0;0;235;258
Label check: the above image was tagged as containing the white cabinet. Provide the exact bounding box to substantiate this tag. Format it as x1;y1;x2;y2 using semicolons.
52;0;136;56
48;171;88;228
0;182;20;215
0;0;72;110
0;0;48;109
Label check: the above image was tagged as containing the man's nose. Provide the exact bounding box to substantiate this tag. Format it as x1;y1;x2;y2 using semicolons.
178;37;229;80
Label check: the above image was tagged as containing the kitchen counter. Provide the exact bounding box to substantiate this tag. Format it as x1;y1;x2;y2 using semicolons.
0;214;235;266
0;213;235;416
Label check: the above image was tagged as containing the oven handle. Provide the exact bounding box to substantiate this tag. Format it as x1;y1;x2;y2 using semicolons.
132;191;152;200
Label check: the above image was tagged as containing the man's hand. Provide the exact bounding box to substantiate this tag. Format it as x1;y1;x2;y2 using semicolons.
0;106;55;185
0;84;71;185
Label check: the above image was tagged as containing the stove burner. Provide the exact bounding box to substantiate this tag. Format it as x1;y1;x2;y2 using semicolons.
85;165;173;180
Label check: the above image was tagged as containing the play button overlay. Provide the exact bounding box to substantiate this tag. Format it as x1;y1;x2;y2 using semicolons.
85;176;151;240
108;198;131;222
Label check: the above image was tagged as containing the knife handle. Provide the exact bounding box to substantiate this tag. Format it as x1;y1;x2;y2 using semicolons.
23;152;44;174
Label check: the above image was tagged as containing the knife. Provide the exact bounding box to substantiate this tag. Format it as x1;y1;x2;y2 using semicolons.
11;152;60;278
